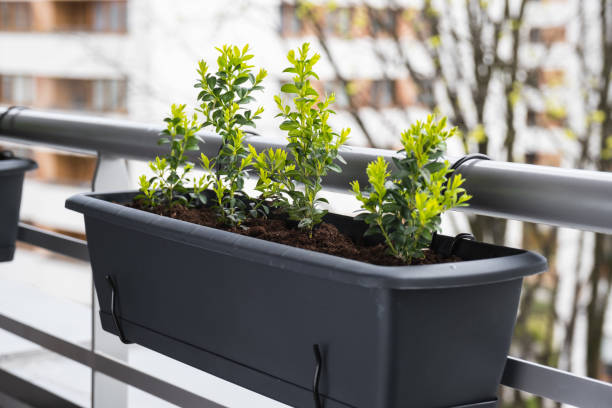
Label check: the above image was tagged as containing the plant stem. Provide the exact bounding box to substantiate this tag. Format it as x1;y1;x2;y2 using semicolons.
377;217;399;259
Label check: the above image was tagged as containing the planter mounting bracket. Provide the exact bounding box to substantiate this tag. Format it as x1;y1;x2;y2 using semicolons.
105;275;132;344
450;153;491;172
432;232;476;258
449;233;475;255
313;344;323;408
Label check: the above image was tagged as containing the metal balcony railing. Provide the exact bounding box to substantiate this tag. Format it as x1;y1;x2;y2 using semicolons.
1;106;611;408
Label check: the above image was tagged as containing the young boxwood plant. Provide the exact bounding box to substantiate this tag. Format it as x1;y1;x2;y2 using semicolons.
137;103;205;208
138;44;267;228
196;44;267;226
267;43;350;236
351;116;471;263
248;146;295;216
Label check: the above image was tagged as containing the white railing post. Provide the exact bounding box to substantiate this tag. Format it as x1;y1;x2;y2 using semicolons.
91;153;131;408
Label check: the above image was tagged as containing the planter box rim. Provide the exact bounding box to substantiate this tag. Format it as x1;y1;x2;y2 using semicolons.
66;191;547;290
0;157;37;176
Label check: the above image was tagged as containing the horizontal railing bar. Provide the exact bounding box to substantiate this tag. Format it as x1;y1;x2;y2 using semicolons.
0;367;81;408
501;356;612;407
0;106;382;193
455;160;612;235
17;223;89;262
2;107;612;234
0;313;224;408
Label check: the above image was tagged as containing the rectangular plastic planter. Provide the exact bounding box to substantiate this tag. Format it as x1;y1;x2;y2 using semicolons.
66;191;547;408
0;154;37;261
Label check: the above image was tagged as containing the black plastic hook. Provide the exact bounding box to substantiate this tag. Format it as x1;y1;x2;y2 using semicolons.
450;153;491;171
449;233;475;255
433;152;488;256
0;106;27;133
313;344;323;408
430;231;439;249
435;232;475;258
440;153;490;197
105;275;132;344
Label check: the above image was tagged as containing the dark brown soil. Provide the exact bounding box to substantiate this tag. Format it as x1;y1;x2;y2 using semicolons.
128;202;461;266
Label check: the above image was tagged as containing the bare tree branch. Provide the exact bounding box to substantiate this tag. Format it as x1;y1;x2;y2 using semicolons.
502;0;527;162
299;2;377;147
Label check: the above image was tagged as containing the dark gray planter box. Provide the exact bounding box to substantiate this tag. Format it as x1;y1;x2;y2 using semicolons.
0;154;37;262
66;191;547;408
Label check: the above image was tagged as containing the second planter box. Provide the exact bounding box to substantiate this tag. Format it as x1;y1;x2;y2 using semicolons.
0;152;37;261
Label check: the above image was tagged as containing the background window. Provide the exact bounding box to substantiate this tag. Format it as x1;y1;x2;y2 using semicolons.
325;8;352;37
0;75;35;105
370;8;396;36
324;80;350;109
280;3;302;36
94;1;127;32
93;79;127;112
0;2;32;31
371;80;395;108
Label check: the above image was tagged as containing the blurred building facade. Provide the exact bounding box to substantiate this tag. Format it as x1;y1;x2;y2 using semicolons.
0;0;575;149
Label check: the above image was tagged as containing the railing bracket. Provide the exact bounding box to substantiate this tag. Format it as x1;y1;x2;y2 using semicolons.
432;232;475;258
450;153;491;171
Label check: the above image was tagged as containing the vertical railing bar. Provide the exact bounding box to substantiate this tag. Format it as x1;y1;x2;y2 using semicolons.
90;152;132;408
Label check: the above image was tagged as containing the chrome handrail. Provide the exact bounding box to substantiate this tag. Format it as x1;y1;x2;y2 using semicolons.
2;106;612;234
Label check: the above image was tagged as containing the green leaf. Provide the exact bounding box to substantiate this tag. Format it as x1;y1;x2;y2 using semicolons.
424;161;445;173
354;213;369;221
185;141;200;151
239;96;255;104
298;218;312;229
363;226;381;237
281;83;299;94
234;76;249;85
328;163;342;173
279;120;298;130
221;92;234;103
304;87;318;97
